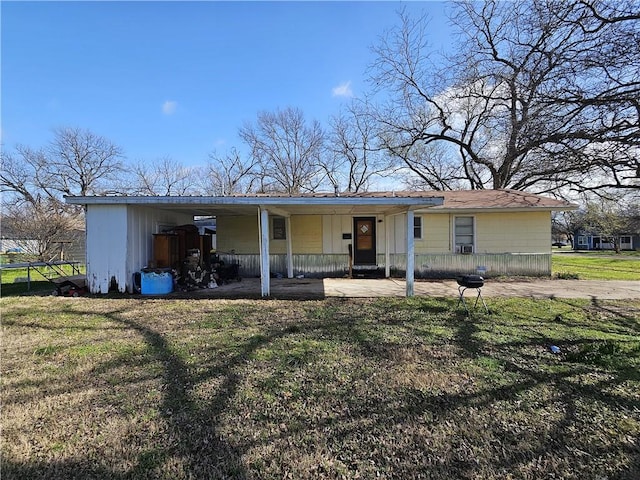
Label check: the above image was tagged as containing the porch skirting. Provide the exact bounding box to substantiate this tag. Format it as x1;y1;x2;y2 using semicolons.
218;253;552;279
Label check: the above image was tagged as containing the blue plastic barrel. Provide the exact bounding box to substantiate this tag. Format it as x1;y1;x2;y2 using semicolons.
140;269;173;295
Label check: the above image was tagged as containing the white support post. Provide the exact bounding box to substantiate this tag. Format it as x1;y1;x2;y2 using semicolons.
385;215;391;278
286;216;293;278
259;207;270;297
406;209;415;297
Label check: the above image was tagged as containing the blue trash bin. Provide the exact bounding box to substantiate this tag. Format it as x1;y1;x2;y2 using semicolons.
140;269;173;295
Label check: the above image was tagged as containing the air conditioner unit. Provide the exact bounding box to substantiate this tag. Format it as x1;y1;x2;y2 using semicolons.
461;245;474;254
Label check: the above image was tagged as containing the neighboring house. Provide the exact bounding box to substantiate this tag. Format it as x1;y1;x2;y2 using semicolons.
65;189;575;296
0;232;86;262
0;238;40;255
573;230;639;251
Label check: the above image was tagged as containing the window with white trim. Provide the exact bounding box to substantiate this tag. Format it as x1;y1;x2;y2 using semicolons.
413;215;422;239
577;236;588;246
620;236;632;249
454;216;474;253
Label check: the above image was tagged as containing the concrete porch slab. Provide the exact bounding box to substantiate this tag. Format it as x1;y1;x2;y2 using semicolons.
186;277;640;300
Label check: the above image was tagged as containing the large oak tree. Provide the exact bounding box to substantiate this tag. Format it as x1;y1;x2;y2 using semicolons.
370;0;639;193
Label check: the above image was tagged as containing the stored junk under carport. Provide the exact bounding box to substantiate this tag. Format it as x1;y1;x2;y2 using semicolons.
130;223;239;294
65;190;576;297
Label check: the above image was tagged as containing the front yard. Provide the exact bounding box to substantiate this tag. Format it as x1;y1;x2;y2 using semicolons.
2;296;639;479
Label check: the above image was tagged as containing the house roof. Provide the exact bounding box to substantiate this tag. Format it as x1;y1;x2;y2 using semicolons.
422;189;576;212
65;189;575;216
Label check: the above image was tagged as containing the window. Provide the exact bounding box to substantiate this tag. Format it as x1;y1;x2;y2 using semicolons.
577;236;588;246
454;216;474;253
413;215;422;239
272;217;286;240
620;236;632;249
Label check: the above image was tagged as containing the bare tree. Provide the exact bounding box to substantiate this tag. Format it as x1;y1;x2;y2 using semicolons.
1;127;124;260
127;157;200;196
395;141;469;191
239;107;325;194
327;100;395;193
1;127;124;199
46;127;125;196
0;148;42;204
369;1;640;193
2;198;83;261
201;148;258;195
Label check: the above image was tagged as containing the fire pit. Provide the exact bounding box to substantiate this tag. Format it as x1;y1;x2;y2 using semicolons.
456;275;489;314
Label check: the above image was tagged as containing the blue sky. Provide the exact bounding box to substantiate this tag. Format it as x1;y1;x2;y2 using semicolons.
2;1;453;167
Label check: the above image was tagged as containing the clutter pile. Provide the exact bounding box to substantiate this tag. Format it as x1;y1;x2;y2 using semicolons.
175;251;241;292
137;223;241;294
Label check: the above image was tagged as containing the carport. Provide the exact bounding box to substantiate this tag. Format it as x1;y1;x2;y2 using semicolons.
66;193;444;297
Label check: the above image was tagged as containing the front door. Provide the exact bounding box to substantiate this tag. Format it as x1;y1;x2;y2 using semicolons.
353;217;377;265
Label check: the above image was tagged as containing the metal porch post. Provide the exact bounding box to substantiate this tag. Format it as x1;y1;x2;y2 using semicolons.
385;215;391;278
406;210;415;297
286;216;293;278
259;207;270;297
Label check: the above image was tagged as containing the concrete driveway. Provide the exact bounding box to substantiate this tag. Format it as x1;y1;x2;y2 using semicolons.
193;277;640;300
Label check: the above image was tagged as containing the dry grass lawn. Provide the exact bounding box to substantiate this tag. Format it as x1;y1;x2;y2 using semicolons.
2;295;639;479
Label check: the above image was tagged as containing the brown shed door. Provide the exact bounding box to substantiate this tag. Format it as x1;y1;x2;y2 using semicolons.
354;217;376;265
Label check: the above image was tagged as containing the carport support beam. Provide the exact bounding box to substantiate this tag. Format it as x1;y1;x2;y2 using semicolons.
406;209;415;297
259;207;270;297
286;216;293;278
385;214;391;278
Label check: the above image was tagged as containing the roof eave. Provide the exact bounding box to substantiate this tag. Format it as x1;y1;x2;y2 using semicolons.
64;195;445;207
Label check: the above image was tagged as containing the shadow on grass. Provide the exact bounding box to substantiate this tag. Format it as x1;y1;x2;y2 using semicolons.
3;301;298;479
444;301;640;477
3;297;639;479
0;280;56;297
114;313;260;479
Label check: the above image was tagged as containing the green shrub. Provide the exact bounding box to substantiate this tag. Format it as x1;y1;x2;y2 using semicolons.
554;271;580;280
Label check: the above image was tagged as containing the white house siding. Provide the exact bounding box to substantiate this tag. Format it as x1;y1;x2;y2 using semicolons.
322;215;350;254
86;204;129;294
387;214;411;254
125;206;192;292
85;204;191;293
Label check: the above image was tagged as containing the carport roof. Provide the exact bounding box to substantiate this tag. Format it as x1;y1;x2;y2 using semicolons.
65;191;444;216
65;189;575;216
